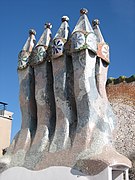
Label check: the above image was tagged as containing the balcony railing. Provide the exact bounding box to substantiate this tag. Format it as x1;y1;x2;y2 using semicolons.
0;101;8;111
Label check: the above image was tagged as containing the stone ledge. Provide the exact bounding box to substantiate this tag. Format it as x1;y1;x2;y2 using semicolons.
0;166;128;180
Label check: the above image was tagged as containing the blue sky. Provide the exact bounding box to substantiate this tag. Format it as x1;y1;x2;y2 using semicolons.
0;0;135;140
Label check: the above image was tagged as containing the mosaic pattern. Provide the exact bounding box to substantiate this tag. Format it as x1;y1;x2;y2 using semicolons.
101;44;109;58
18;51;30;69
97;43;110;63
30;46;46;66
71;32;85;50
71;32;97;53
86;32;97;53
52;39;64;58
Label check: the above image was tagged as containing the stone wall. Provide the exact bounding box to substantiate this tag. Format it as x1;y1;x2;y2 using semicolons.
106;77;135;179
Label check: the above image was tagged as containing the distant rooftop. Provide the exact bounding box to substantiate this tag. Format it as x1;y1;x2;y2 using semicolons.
0;102;13;120
107;75;135;85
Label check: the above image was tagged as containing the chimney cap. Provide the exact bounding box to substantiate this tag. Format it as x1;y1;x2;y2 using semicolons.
92;19;100;26
29;29;36;36
80;8;88;15
45;22;52;29
61;16;69;22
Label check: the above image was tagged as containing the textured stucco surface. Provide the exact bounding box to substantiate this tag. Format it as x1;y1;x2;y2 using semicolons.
106;81;135;179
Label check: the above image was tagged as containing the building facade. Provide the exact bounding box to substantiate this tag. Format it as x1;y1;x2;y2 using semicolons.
0;102;13;156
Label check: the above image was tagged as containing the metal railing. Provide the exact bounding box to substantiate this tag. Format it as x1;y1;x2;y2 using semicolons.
0;101;8;111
